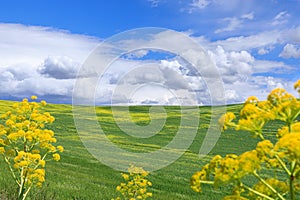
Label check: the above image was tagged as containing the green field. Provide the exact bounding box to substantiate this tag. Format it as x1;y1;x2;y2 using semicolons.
0;99;282;199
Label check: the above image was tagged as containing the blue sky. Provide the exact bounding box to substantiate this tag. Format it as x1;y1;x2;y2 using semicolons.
0;0;300;104
1;0;299;38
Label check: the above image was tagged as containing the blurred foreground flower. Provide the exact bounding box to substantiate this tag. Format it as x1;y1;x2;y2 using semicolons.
0;96;63;200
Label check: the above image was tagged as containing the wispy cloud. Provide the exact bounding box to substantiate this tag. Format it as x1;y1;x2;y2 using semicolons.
215;17;242;34
271;11;290;26
211;30;280;51
0;23;98;67
190;0;211;10
214;12;255;34
148;0;161;7
241;12;254;20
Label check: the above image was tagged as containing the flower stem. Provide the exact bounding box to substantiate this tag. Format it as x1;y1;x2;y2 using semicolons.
199;180;214;184
289;160;296;200
253;171;285;200
257;132;265;140
242;184;275;200
22;184;32;200
18;168;25;200
3;155;21;186
275;155;291;176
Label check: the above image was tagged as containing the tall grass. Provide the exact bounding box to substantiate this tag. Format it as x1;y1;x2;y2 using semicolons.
0;100;270;199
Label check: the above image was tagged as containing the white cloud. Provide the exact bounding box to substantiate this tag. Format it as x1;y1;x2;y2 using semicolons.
38;56;80;79
241;12;254;20
215;13;254;34
272;11;290;26
187;0;251;13
280;44;300;58
148;0;161;7
257;46;274;55
0;23;98;67
16;77;74;97
215;17;242;34
190;0;211;10
94;58;205;105
124;49;149;59
0;23;97;101
284;26;300;43
200;26;300;56
205;44;296;104
0;23;298;105
206;30;281;51
221;76;289;104
252;60;291;74
224;89;240;102
208;46;254;83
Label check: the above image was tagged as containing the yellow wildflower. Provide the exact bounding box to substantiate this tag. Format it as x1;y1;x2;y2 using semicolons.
31;95;38;100
114;165;152;199
52;153;60;161
294;79;300;93
57;145;64;152
39;160;46;167
0;147;4;154
40;100;47;106
219;112;236;130
245;96;259;105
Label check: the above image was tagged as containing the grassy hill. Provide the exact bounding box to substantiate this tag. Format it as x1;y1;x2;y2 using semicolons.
0;99;280;199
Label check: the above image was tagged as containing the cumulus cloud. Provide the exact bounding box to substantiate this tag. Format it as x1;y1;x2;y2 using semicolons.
38;56;80;79
0;66;74;98
204;44;297;104
224;89;240;102
257;46;274;55
94;58;205;105
0;23;298;105
284;26;300;43
16;77;74;97
208;46;254;83
280;44;300;58
0;23;97;102
160;64;190;90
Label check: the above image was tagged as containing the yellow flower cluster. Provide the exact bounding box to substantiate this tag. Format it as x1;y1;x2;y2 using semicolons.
113;165;152;200
28;168;45;188
13;151;43;168
191;149;261;192
277;122;300;138
295;80;300;93
12;150;46;187
0;96;63;199
218;112;236;130
191;80;300;200
220;83;300;139
275;132;300;161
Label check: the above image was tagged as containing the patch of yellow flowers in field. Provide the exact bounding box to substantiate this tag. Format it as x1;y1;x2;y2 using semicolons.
0;96;63;200
191;80;300;200
113;164;153;200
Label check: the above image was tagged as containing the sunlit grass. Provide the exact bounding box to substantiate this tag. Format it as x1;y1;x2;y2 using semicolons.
0;99;273;199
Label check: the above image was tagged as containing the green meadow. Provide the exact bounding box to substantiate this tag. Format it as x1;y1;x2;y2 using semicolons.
0;99;282;199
